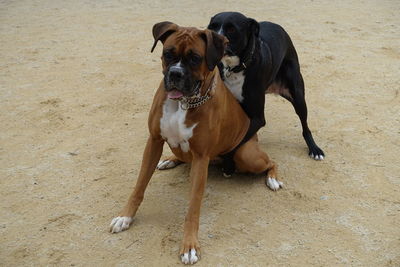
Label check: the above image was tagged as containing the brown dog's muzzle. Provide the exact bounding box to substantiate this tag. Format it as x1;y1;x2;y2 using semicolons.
164;61;201;99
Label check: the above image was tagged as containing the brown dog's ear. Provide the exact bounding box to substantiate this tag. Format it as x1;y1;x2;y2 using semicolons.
201;30;228;71
151;21;178;52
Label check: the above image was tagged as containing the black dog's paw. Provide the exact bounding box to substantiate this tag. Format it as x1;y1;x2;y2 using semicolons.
309;146;325;160
221;152;236;177
222;165;235;177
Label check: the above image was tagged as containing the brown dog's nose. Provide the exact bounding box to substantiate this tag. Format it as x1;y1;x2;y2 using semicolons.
169;66;184;80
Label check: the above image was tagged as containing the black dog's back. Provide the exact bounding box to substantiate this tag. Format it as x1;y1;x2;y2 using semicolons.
259;21;297;64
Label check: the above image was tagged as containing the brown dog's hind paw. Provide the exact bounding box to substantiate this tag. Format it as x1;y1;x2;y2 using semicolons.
266;177;283;191
157;158;182;170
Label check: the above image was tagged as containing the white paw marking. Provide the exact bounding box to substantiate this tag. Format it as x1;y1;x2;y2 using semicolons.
310;153;324;161
266;177;283;191
157;159;178;170
223;172;232;178
181;249;198;264
109;216;133;233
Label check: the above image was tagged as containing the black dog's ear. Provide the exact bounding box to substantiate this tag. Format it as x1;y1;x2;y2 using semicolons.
151;21;178;52
247;18;259;37
207;16;215;29
201;30;228;71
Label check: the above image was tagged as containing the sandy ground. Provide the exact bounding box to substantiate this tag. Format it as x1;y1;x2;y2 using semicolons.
1;0;399;266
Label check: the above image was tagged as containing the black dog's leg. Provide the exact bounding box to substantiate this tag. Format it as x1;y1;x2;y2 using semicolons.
221;116;266;176
281;60;325;160
221;151;235;177
293;91;325;160
241;117;266;144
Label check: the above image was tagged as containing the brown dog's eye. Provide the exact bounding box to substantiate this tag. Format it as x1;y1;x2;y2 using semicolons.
163;51;175;61
190;54;202;66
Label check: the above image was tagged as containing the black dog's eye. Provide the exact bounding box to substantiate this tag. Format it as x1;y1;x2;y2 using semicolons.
226;26;235;34
163;51;175;61
189;54;202;66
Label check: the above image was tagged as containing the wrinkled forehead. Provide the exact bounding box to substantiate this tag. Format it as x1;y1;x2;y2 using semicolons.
163;28;206;56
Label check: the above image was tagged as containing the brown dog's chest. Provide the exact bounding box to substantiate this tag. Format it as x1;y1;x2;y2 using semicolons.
159;98;198;153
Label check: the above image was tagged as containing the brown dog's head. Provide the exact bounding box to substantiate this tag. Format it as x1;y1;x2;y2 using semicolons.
151;22;227;99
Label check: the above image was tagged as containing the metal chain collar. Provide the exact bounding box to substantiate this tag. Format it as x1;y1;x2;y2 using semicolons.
179;77;216;110
223;37;257;77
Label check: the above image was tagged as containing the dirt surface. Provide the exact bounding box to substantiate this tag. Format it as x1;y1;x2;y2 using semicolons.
1;0;399;266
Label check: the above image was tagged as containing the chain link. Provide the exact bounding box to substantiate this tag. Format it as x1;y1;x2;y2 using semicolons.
179;77;216;110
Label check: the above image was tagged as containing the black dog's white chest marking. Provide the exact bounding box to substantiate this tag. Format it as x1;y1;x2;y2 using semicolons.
221;55;245;102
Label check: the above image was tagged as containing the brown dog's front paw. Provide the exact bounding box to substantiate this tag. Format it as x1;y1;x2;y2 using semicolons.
180;248;199;265
109;216;133;233
180;239;200;264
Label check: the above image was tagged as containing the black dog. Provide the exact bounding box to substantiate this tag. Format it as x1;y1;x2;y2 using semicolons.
208;12;324;175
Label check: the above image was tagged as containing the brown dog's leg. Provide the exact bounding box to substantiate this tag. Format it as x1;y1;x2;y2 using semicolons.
110;136;164;233
180;155;209;264
234;134;283;191
157;155;183;170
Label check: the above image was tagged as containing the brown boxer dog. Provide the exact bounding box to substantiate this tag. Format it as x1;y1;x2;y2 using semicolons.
109;22;282;264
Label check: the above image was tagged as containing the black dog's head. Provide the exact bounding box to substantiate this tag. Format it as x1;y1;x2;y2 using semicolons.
207;12;259;67
151;22;227;99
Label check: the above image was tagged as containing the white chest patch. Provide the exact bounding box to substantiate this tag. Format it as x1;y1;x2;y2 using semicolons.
221;55;245;102
223;69;245;102
221;55;240;69
159;99;197;153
